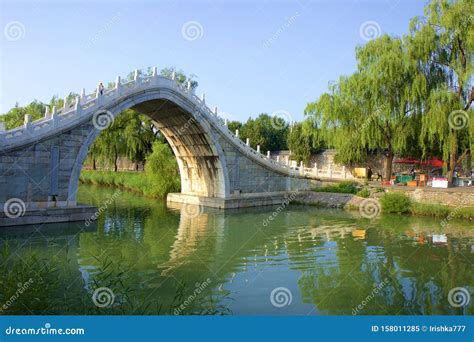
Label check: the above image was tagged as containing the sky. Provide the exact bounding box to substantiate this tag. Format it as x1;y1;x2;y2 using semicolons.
0;0;427;122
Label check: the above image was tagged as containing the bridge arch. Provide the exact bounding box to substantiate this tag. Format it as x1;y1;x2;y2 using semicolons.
68;88;231;203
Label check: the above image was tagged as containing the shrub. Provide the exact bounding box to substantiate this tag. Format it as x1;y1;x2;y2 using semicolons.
313;181;359;194
144;141;181;197
380;192;411;213
356;188;371;198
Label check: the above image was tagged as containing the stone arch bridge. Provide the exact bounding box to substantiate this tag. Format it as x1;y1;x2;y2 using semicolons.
0;68;313;225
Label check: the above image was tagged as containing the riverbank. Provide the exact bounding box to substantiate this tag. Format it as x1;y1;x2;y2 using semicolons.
293;191;474;221
80;171;474;221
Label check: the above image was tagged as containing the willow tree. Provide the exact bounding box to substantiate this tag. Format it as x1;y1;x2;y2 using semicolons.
408;0;473;183
307;35;422;180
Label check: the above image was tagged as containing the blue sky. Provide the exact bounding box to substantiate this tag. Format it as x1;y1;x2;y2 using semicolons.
0;0;427;122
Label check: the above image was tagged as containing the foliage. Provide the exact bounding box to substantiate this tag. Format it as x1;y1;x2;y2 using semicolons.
408;0;473;183
356;188;371;198
240;113;289;152
143;141;181;197
287;121;321;163
312;181;359;194
380;192;412;213
306;35;423;180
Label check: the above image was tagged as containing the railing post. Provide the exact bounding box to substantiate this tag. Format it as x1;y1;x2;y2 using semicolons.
314;163;318;177
235;129;239;137
80;88;86;103
44;106;51;119
299;161;304;175
75;96;82;115
256;145;260;153
96;84;103;106
115;76;122;95
171;71;176;80
267;151;270;158
134;69;140;86
63;96;68;111
201;93;205;104
246;138;250;146
24;114;32;134
224;119;228;126
276;156;280;163
51;106;59;129
213;107;218;116
151;67;158;86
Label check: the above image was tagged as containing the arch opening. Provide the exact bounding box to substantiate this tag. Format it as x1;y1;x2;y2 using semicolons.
68;92;230;205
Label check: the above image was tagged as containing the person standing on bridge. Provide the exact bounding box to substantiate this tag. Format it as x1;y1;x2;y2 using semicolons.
99;82;104;95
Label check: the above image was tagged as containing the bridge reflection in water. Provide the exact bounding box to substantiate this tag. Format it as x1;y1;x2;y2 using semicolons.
0;185;472;315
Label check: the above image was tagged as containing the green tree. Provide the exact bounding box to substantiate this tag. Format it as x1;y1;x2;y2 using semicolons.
407;0;473;184
307;35;423;180
240;113;288;152
287;121;321;164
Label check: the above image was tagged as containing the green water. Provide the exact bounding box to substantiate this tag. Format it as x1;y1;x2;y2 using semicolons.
1;185;473;315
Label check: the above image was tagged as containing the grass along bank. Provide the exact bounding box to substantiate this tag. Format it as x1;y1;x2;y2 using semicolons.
312;182;474;221
79;141;180;198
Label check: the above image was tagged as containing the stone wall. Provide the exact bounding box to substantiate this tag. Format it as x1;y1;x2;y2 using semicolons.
386;188;474;207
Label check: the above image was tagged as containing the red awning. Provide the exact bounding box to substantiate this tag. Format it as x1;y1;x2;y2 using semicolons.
393;158;420;164
394;157;444;167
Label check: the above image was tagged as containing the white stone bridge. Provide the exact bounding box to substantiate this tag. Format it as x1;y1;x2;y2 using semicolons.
0;68;313;225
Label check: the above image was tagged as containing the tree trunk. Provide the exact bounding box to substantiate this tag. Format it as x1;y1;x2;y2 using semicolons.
466;150;472;177
447;130;457;186
114;148;118;172
384;150;394;181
